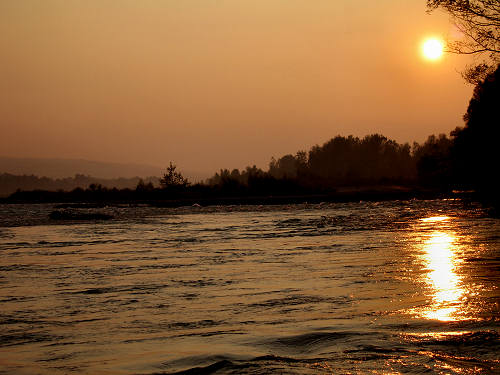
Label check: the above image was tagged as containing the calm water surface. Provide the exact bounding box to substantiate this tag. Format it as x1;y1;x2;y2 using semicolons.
0;200;499;374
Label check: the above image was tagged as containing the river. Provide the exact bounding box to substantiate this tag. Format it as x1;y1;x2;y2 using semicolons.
0;199;499;374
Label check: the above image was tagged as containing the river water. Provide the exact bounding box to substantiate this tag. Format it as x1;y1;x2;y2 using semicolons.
0;199;499;374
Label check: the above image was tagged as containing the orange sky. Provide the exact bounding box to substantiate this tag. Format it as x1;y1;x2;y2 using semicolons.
0;0;475;174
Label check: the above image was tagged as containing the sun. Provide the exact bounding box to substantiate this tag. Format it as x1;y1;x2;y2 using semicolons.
422;38;444;61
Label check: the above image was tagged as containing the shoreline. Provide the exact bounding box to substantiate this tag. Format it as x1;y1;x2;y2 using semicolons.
0;187;465;207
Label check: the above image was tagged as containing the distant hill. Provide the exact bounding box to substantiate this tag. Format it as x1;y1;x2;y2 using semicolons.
0;173;161;197
0;157;209;197
0;157;163;179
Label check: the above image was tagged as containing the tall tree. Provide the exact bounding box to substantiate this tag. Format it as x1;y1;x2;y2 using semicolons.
450;64;499;191
427;0;500;82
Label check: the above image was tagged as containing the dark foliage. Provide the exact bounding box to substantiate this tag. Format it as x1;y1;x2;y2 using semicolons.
306;134;415;187
450;64;500;193
160;162;190;189
413;134;453;188
207;134;416;193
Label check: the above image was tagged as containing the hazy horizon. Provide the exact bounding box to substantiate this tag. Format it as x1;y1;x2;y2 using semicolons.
1;1;476;174
0;156;217;181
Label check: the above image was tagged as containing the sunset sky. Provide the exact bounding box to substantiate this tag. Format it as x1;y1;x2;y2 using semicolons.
0;0;476;175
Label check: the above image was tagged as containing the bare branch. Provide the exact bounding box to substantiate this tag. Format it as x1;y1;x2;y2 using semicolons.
427;0;500;63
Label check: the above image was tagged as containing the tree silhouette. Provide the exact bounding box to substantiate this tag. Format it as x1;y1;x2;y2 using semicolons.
136;178;154;192
413;134;453;187
306;134;414;186
450;64;499;192
269;154;299;179
160;162;189;189
427;0;500;83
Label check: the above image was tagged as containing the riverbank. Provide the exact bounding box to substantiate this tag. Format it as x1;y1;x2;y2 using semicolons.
1;186;454;207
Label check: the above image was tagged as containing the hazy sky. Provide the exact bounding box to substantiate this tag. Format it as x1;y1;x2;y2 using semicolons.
1;0;475;174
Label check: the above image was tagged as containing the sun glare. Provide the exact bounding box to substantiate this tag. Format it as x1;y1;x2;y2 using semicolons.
422;38;444;61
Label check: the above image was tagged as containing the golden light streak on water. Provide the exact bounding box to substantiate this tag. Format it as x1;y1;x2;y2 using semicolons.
402;331;472;340
420;216;451;223
417;216;467;321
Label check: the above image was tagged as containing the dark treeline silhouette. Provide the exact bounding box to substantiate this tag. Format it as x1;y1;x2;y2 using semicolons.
452;64;499;195
414;64;499;200
207;64;499;200
277;134;415;187
4;64;498;206
206;134;416;196
413;134;453;188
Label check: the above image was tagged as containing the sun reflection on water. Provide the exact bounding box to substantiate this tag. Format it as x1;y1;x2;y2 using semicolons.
420;216;451;223
415;216;467;321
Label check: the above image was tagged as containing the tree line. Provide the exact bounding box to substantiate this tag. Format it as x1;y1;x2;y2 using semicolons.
215;134;417;190
207;64;498;198
4;64;498;203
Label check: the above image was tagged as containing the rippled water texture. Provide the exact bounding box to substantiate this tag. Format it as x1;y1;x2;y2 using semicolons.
0;200;499;374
